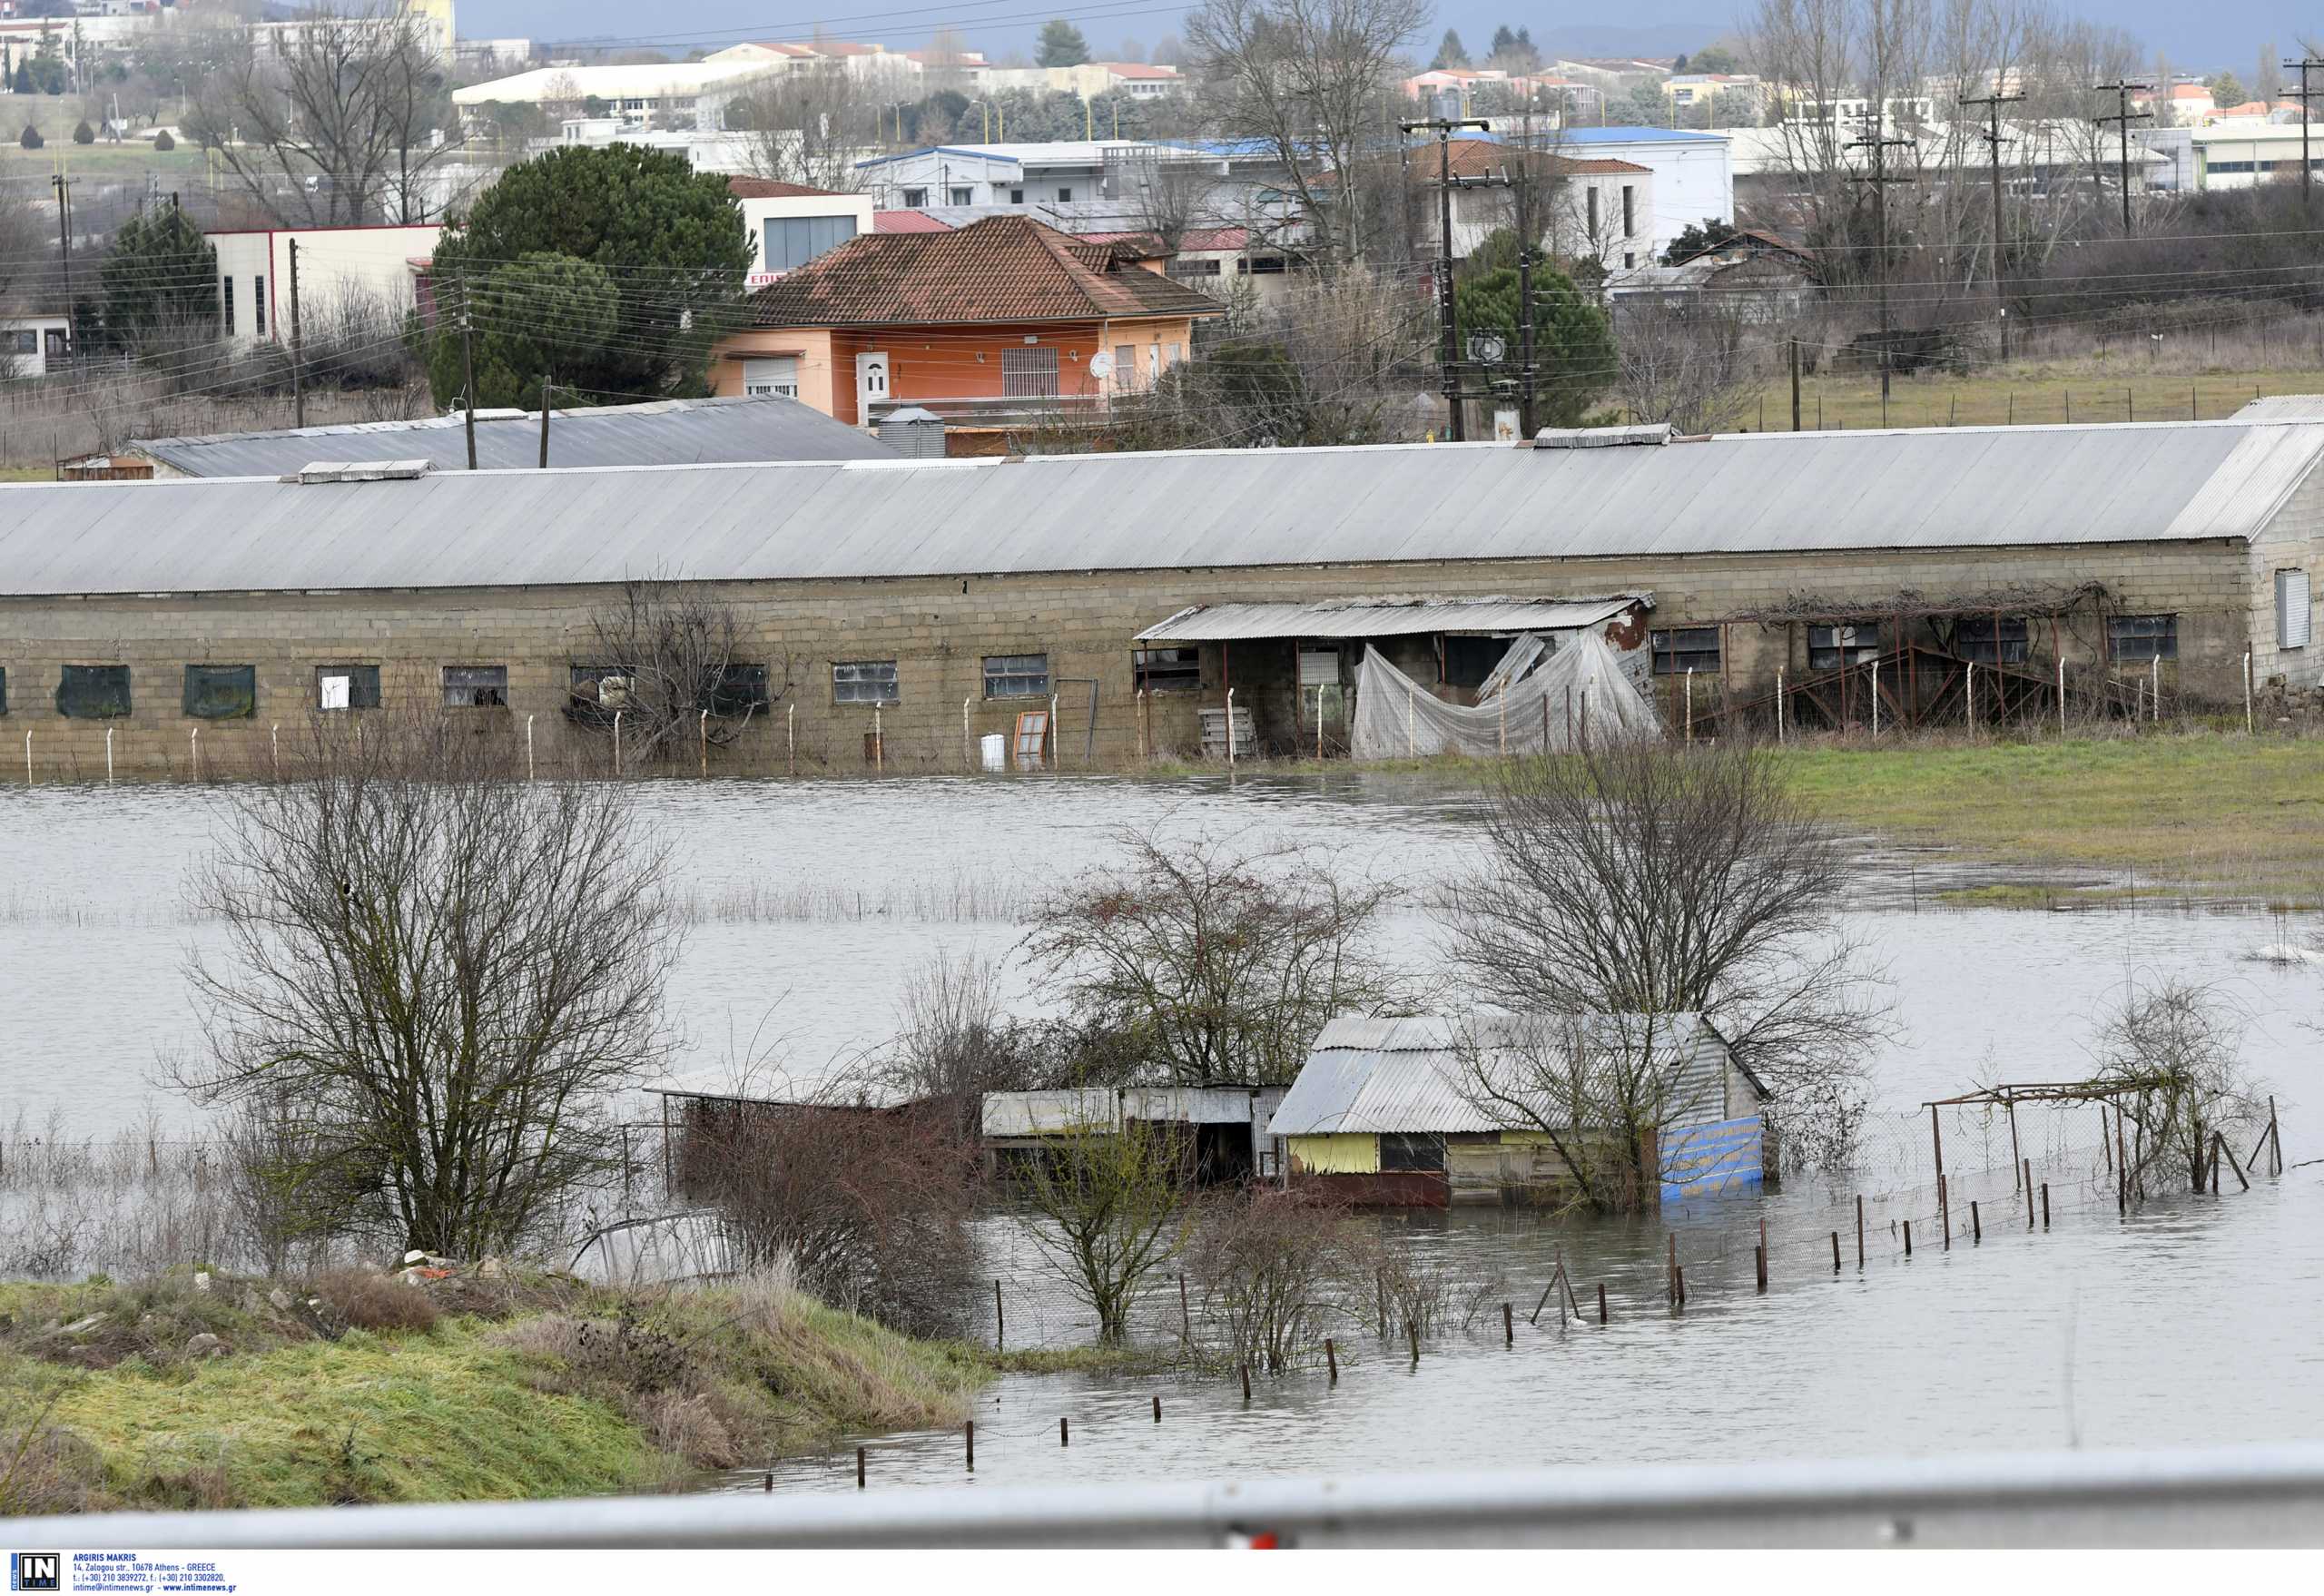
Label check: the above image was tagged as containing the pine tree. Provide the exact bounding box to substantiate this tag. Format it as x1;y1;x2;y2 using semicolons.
1432;29;1471;69
72;118;94;145
100;203;218;343
1453;252;1617;428
1489;25;1517;56
19;123;42;150
1037;18;1091;68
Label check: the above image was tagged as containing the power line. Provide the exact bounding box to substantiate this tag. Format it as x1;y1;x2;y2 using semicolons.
2091;81;2153;236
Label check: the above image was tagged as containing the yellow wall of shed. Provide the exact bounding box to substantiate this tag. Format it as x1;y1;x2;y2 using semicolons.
1289;1134;1378;1174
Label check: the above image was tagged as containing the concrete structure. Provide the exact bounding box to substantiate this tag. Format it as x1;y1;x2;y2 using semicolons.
855;142;1150;211
1;310;71;378
123;396;895;478
980;62;1185;99
1423;139;1656;272
205;224;439;349
1551;127;1731;254
0;419;2317;779
452;59;783;133
726;179;875;285
1270;1015;1761;1207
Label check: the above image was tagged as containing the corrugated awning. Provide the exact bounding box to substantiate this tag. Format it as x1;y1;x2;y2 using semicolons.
1134;595;1646;644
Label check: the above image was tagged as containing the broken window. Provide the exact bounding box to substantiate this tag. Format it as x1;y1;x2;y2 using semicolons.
566;664;634;724
317;664;380;710
56;665;132;719
1132;647;1200;693
182;665;257;719
832;660;899;704
1379;1132;1446;1173
1807;621;1882;670
983;653;1049;699
1649;627;1721;675
2108;614;2178;663
442;665;508;708
1443;635;1509;688
0;665;7;714
702;664;770;717
1954;616;2029;665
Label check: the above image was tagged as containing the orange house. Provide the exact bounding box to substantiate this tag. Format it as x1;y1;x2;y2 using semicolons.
710;215;1224;435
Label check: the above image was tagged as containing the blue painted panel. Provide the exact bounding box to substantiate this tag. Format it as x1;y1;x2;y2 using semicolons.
1661;1116;1764;1202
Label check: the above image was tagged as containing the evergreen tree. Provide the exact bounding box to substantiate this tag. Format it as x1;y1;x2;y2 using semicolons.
153;128;174;152
19;123;42;150
72;118;94;144
1037;19;1091;67
1432;28;1471;69
426;251;619;411
1453;254;1617;427
100;203;218;345
1489;25;1517;56
2208;70;2248;108
423;145;751;403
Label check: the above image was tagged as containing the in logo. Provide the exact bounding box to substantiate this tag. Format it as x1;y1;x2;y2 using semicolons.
8;1553;59;1593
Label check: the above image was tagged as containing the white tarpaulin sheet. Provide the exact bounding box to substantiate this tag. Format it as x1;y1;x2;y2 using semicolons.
1351;631;1662;758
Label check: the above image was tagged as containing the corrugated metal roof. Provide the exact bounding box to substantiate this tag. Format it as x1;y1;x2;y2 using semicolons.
5;419;2319;601
1134;596;1643;642
1267;1014;1718;1137
2235;393;2324;421
129;395;897;478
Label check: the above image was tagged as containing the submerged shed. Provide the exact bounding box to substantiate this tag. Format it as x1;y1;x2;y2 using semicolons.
980;1086;1289;1186
1267;1015;1765;1207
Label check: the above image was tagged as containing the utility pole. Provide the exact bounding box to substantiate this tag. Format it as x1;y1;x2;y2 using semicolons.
1789;338;1802;430
289;238;305;429
1846;107;1911;424
459;289;478;470
2284;56;2322;203
51;174;71;359
1961;89;2024;360
2092;81;2152;234
538;376;551;468
1401;113;1490;442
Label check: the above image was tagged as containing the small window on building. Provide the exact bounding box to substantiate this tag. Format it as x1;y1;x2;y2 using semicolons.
1649;627;1721;675
1954;615;2029;665
44;328;64;360
832;660;900;704
704;664;771;716
902;186;929;206
222;275;235;335
1807;621;1882;670
1247;256;1285;273
317;664;380;710
1621;184;1636;235
1009;187;1025;203
949;185;972;204
742;355;800;398
1056;186;1073;201
442;665;508;707
56;664;132;719
253;275;265;336
183;664;256;719
1167;257;1222;277
1587;188;1600;234
1379;1132;1445;1173
1000;346;1059;399
1443;635;1508;687
1134;647;1200;692
2279;569;2312;649
1113;342;1135;389
984;653;1050;698
0;665;8;714
566;664;633;720
8;330;33;354
1623;251;1636;269
2108;614;2178;662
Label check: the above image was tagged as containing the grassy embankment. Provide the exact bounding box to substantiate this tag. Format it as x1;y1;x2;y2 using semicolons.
1748;366;2322;432
1144;732;2324;906
0;1267;1006;1515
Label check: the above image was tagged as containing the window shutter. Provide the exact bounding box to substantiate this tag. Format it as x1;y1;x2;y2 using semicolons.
2280;569;2312;649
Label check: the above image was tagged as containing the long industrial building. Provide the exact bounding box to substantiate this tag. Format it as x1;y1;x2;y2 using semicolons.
0;418;2316;778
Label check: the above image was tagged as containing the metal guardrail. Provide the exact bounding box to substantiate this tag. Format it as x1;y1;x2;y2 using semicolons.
8;1443;2324;1548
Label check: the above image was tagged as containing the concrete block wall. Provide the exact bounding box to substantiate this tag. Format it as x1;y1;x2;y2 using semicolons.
0;537;2269;780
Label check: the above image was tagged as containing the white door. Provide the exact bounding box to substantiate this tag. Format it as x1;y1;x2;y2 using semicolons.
854;350;891;421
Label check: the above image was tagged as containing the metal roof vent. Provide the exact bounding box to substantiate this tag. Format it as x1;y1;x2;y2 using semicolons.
1531;423;1675;449
876;407;948;460
289;459;435;484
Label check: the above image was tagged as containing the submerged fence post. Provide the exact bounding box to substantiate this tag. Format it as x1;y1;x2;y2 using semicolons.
1324;1339;1338;1383
1776;667;1785;741
1404;685;1415;758
106;726;115;785
963;696;974;769
787;703;795;778
2042;1182;2051;1229
993;1278;1003;1350
856;1448;866;1489
1904;1219;1913;1256
1831;1231;1841;1273
1856;1196;1865;1270
1226;688;1237;771
1597;1284;1607;1325
1971;1200;1981;1243
2244;653;2254;735
190;726;201;783
525;714;535;782
965;1421;974;1473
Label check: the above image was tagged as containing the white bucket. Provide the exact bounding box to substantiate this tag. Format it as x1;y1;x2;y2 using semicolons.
980;733;1007;773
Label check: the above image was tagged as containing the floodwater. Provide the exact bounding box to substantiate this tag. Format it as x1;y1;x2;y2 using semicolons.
2;773;2320;1482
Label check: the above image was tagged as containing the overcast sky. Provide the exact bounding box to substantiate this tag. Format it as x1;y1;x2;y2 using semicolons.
458;0;2286;82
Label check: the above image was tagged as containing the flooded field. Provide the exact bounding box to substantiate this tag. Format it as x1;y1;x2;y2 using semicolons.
2;772;2319;1482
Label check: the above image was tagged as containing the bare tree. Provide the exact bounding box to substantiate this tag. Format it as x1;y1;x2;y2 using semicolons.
1012;1118;1192;1343
862;950;1043;1145
1124;144;1226;251
1185;0;1431;264
2089;979;2268;1196
1616;290;1762;434
734;63;872;192
1021;828;1409;1087
1438;741;1896;1206
171;714;681;1257
575;577;779;769
1183;1187;1359;1370
184;3;465;227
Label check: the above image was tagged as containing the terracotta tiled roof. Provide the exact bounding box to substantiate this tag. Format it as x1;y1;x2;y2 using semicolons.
873;210;956;233
745;215;1226;328
1441;139;1651;178
726;177;842;199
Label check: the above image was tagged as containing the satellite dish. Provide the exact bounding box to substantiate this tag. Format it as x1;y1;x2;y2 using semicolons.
1088;351;1114;379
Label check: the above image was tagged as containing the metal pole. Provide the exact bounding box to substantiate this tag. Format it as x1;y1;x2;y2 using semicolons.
538;376;551;468
460;287;478;470
1789;338;1802;430
289;237;305;428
